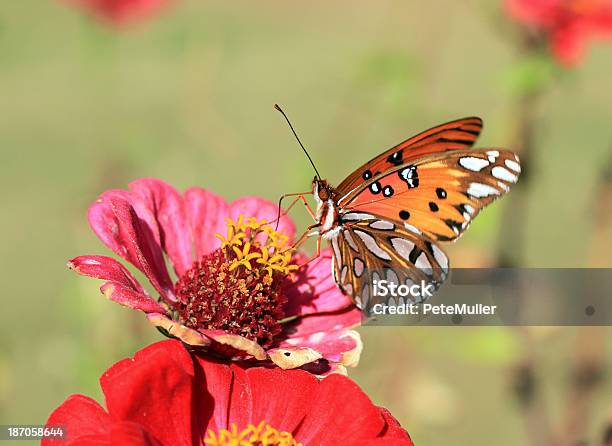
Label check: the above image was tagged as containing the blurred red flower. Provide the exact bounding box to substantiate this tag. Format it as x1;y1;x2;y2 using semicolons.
64;0;173;25
505;0;612;65
69;179;361;375
43;340;413;446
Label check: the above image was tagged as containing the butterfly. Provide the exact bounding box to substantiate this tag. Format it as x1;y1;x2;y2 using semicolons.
276;108;520;309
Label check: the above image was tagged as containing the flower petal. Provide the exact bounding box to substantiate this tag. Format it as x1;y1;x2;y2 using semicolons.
229;197;296;243
200;330;267;361
282;307;363;339
296;374;384;444
184;187;230;258
100;340;195;446
377;407;413;441
244;367;318;434
100;282;166;313
43;395;110;446
283;249;353;317
267;347;322;370
108;422;165;446
146;314;210;347
88;194;175;302
194;357;233;433
68;255;145;293
128;179;193;277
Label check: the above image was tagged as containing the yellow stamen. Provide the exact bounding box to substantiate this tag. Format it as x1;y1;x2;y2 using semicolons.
215;215;297;277
204;421;302;446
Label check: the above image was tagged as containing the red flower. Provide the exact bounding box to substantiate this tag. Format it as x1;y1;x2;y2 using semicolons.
44;340;413;446
63;0;173;25
505;0;612;65
70;179;361;374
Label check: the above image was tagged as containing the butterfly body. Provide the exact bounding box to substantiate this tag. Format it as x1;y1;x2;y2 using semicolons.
305;117;520;309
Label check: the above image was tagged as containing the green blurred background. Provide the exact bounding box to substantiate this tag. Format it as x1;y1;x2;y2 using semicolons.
1;1;611;445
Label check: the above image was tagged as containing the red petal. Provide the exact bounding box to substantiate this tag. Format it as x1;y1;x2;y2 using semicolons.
227;366;253;430
296;374;384;444
100;282;166;313
229;197;295;243
193;356;234;432
42;395;110;446
377;407;413;441
99;340;195;446
129;179;193;277
184;187;230;258
108;422;164;446
88;194;175;302
245;367;318;433
69;255;144;293
284;249;353;317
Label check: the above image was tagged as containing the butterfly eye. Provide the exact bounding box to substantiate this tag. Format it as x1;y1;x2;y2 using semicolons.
318;188;330;200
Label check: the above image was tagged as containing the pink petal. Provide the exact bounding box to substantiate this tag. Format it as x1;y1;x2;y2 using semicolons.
88;194;175;302
100;340;195;446
100;282;166;313
229;197;296;243
282;307;362;339
277;328;362;367
184;187;230;258
128;179;193;277
68;255;146;293
283;249;353;317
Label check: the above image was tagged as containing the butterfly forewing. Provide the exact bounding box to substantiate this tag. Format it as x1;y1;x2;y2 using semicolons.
336;117;483;198
338;149;521;242
330;212;449;309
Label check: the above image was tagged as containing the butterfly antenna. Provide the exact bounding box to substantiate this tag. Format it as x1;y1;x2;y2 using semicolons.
274;104;321;180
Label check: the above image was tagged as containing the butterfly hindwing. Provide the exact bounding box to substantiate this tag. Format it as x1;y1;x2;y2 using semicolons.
337;149;521;242
335;117;483;198
330;212;449;309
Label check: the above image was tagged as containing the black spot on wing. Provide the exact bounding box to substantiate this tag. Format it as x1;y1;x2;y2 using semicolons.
386;149;404;166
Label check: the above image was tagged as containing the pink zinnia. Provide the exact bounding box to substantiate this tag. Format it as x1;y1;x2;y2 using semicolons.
63;0;173;25
44;340;413;446
505;0;612;65
69;178;361;375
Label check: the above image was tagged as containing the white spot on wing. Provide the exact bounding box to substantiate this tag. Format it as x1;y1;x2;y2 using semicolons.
404;223;422;235
467;183;500;198
354;258;365;277
464;204;475;215
415;252;432;273
354;230;391;260
343;230;359;251
459;157;489;172
369;220;395;230
390;237;415;261
342;212;376;221
341;265;348;283
491;166;518;183
505;159;521;173
331;238;342;264
431;244;449;273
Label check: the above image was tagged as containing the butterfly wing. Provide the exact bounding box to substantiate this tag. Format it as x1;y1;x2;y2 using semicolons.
330;212;449;309
336;117;483;197
337;149;521;242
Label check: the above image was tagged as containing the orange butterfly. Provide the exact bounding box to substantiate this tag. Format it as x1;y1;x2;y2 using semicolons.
276;106;521;309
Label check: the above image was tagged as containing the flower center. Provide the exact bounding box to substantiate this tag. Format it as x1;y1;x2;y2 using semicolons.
204;421;302;446
173;215;298;348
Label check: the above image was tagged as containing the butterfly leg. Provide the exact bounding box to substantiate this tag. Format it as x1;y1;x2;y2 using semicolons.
274;192;315;230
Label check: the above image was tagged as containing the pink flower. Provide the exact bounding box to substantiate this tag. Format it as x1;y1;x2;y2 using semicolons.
63;0;173;25
69;178;361;375
44;340;413;446
505;0;612;65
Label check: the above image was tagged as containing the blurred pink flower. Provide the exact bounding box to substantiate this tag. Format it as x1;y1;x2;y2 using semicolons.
505;0;612;65
70;178;361;375
64;0;173;25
